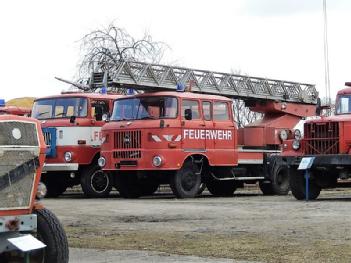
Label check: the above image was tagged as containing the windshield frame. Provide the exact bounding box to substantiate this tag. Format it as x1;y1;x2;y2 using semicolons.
31;96;88;120
111;96;179;121
335;95;351;115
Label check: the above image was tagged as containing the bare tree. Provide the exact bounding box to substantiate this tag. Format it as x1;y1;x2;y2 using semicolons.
77;22;167;86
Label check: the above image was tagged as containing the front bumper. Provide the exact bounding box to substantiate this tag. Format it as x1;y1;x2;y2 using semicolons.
283;154;351;167
43;163;79;172
0;214;37;253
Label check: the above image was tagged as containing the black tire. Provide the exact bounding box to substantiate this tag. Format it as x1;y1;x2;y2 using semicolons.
34;208;69;263
259;181;275;195
290;169;321;200
80;164;112;198
170;160;201;198
206;178;237;197
271;163;290;195
115;172;143;198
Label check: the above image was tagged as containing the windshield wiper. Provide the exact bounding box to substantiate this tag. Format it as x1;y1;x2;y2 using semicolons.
55;112;66;117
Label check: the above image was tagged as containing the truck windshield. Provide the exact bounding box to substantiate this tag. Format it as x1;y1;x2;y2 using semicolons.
32;97;88;120
336;95;351;114
111;96;178;121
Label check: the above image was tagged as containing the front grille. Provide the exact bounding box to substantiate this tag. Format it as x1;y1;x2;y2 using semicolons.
0;119;39;210
0;150;38;209
0;121;38;146
304;122;339;155
113;150;141;159
114;131;141;149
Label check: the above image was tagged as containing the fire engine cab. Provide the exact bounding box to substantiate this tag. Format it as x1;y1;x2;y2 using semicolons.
95;61;319;198
31;92;123;197
281;82;351;200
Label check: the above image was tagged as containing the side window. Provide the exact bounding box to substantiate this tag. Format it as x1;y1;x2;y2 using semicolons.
182;100;200;120
202;101;212;121
213;102;230;121
91;100;109;121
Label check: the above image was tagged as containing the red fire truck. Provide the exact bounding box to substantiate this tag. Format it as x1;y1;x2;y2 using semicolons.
0;115;68;262
279;82;351;200
31;92;123;197
95;61;318;198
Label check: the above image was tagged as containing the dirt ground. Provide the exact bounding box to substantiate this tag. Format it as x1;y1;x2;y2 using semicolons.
43;187;351;263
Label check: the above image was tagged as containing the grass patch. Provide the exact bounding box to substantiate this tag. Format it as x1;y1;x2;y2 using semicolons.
65;226;351;263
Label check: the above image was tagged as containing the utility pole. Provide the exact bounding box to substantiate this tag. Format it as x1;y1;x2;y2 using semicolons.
323;0;331;107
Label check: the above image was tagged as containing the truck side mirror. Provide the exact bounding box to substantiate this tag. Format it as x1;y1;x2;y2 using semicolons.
95;106;103;121
184;109;192;120
70;116;76;123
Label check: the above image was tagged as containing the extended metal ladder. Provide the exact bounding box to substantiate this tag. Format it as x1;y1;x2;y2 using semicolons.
89;61;318;104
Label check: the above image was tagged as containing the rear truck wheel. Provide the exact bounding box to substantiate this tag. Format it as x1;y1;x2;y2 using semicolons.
80;164;112;198
115;172;143;198
33;208;69;263
170;160;201;198
271;162;290;195
289;169;321;200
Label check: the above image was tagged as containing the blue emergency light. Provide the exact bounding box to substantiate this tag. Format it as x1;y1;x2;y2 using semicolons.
127;89;135;95
101;87;107;95
0;99;5;107
176;83;185;92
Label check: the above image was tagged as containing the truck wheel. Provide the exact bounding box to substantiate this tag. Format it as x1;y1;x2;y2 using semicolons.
271;163;290;195
34;208;69;263
290;170;321;200
115;172;143;198
170;160;201;198
80;164;112;198
206;178;237;197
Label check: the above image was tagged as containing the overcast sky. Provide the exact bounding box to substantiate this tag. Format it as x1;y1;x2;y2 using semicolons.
0;0;350;101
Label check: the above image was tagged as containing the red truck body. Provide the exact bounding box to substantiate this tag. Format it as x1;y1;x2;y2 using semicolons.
31;92;123;197
280;84;351;200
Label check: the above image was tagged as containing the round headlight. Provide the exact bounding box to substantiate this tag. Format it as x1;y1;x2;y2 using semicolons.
36;182;47;199
294;129;302;140
64;152;72;162
152;156;162;167
279;130;288;141
292;140;300;150
98;157;106;168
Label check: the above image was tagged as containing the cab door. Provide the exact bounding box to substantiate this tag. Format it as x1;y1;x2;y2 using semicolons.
212;101;236;165
181;99;206;152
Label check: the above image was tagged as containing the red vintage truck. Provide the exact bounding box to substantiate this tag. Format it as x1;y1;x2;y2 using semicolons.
94;61;318;198
0;114;68;262
31;92;122;197
279;82;351;200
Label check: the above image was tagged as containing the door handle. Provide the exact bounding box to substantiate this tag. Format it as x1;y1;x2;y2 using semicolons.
199;124;206;127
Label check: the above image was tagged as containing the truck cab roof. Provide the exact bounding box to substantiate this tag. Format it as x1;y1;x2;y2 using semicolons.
35;93;123;101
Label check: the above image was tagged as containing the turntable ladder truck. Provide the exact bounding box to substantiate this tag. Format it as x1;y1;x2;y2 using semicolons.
94;61;318;198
